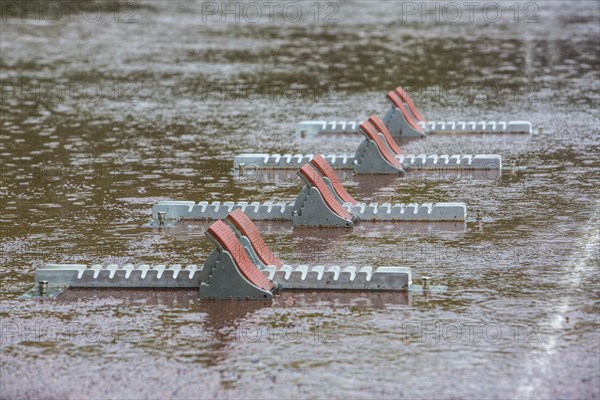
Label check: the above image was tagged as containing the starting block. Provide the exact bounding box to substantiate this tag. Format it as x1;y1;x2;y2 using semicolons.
149;156;466;227
22;210;415;301
295;86;533;137
235;114;502;173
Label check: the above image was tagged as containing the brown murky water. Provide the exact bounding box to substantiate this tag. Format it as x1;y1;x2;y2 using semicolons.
1;1;599;399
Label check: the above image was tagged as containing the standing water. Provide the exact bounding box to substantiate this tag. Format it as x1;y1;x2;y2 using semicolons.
1;1;599;399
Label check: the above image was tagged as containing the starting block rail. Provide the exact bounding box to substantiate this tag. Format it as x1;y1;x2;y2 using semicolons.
234;153;501;170
294;86;532;137
23;210;416;301
296;119;532;136
23;262;412;299
149;200;466;224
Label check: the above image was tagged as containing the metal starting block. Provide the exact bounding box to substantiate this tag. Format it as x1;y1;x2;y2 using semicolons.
149;156;466;227
22;210;415;301
295;86;532;137
236;114;502;173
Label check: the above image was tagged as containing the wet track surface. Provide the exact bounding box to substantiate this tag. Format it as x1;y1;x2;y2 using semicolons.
1;1;599;398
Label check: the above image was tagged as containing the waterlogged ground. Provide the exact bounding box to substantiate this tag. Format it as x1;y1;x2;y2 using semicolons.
1;1;599;399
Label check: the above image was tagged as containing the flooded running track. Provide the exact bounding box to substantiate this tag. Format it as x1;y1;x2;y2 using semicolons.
1;1;599;398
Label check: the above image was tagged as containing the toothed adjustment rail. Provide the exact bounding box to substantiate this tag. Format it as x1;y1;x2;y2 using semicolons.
234;153;502;170
294;86;532;136
263;265;411;291
32;263;202;289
